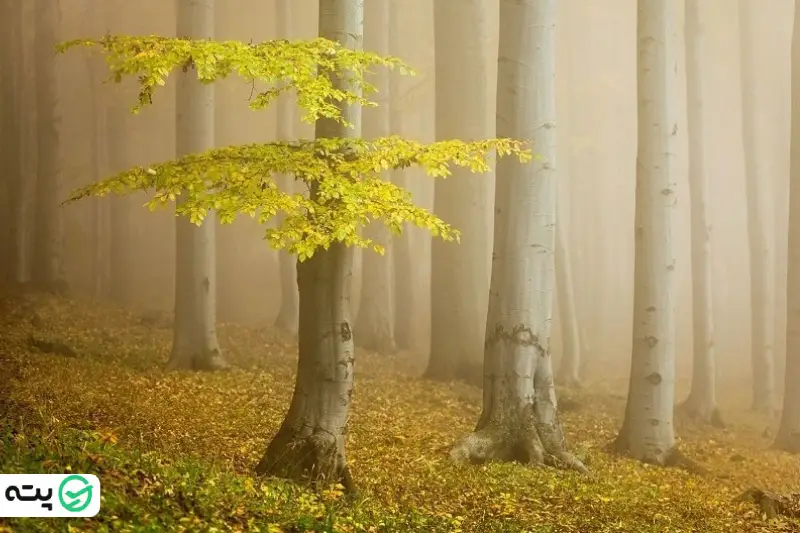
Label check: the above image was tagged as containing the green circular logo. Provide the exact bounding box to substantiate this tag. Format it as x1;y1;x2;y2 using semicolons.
58;475;93;512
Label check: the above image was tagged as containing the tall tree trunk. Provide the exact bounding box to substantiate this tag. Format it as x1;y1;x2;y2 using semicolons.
31;0;65;290
774;0;800;454
87;2;112;299
680;0;722;427
273;0;300;336
388;0;414;351
13;0;38;285
427;0;495;383
0;0;23;283
167;0;227;371
740;0;777;416
614;0;679;465
255;0;362;491
451;0;585;473
554;183;583;389
355;0;397;355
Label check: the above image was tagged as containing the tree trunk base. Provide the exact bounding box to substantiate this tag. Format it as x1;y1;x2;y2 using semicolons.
165;348;229;372
255;429;355;493
274;312;298;337
772;432;800;454
356;334;397;356
450;421;587;474
610;435;706;475
554;372;582;390
677;398;725;428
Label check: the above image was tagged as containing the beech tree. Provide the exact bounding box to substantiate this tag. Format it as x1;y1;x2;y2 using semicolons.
614;0;679;465
32;0;66;289
355;0;397;354
451;0;585;472
273;0;300;336
168;0;227;371
680;0;722;427
739;0;777;416
774;0;800;454
60;20;529;490
426;0;496;384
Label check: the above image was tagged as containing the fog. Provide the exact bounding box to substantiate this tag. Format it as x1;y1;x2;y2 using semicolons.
1;0;794;407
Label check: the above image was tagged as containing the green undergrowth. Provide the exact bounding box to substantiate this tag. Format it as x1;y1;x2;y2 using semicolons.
1;289;798;532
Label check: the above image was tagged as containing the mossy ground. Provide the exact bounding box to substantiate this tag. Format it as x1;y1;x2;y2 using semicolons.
1;289;798;532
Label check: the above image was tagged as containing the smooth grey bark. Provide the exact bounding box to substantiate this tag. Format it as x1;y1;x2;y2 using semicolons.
87;4;112;299
614;0;679;465
167;0;227;371
680;0;723;427
739;0;777;416
774;0;800;454
451;0;585;473
273;0;300;336
355;0;397;355
1;0;23;283
388;0;414;351
256;0;362;492
31;0;66;290
554;191;583;389
427;0;495;384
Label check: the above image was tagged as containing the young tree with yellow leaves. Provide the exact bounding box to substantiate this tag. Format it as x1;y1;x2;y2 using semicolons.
59;12;530;489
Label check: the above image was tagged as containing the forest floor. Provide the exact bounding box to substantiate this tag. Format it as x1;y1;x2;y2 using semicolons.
1;289;799;532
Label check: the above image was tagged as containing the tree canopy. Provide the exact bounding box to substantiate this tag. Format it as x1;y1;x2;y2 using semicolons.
58;35;531;260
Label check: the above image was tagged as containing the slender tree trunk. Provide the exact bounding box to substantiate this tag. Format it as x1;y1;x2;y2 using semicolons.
452;0;584;473
273;0;300;336
167;0;227;371
740;0;777;416
356;0;397;355
774;0;800;454
427;0;495;384
256;0;362;491
680;0;722;428
31;0;65;290
614;0;679;465
1;0;22;283
388;0;414;351
13;0;38;285
87;4;112;299
554;194;582;388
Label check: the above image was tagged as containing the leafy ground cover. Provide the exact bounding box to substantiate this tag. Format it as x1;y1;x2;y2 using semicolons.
1;288;799;532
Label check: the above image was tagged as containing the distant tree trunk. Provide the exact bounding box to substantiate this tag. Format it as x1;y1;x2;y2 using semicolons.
87;5;112;299
167;0;227;371
31;0;65;290
1;0;23;283
427;0;495;383
452;0;585;473
614;0;679;465
680;0;722;427
255;0;362;492
555;193;583;388
389;0;414;351
273;0;300;336
356;0;397;355
739;0;777;416
774;0;800;454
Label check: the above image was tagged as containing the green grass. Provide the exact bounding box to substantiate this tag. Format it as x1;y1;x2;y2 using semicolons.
0;289;798;532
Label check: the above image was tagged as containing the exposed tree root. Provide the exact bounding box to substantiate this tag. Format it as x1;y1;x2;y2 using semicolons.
165;348;229;372
677;398;725;428
450;418;588;474
735;487;800;519
255;429;355;493
609;435;707;476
